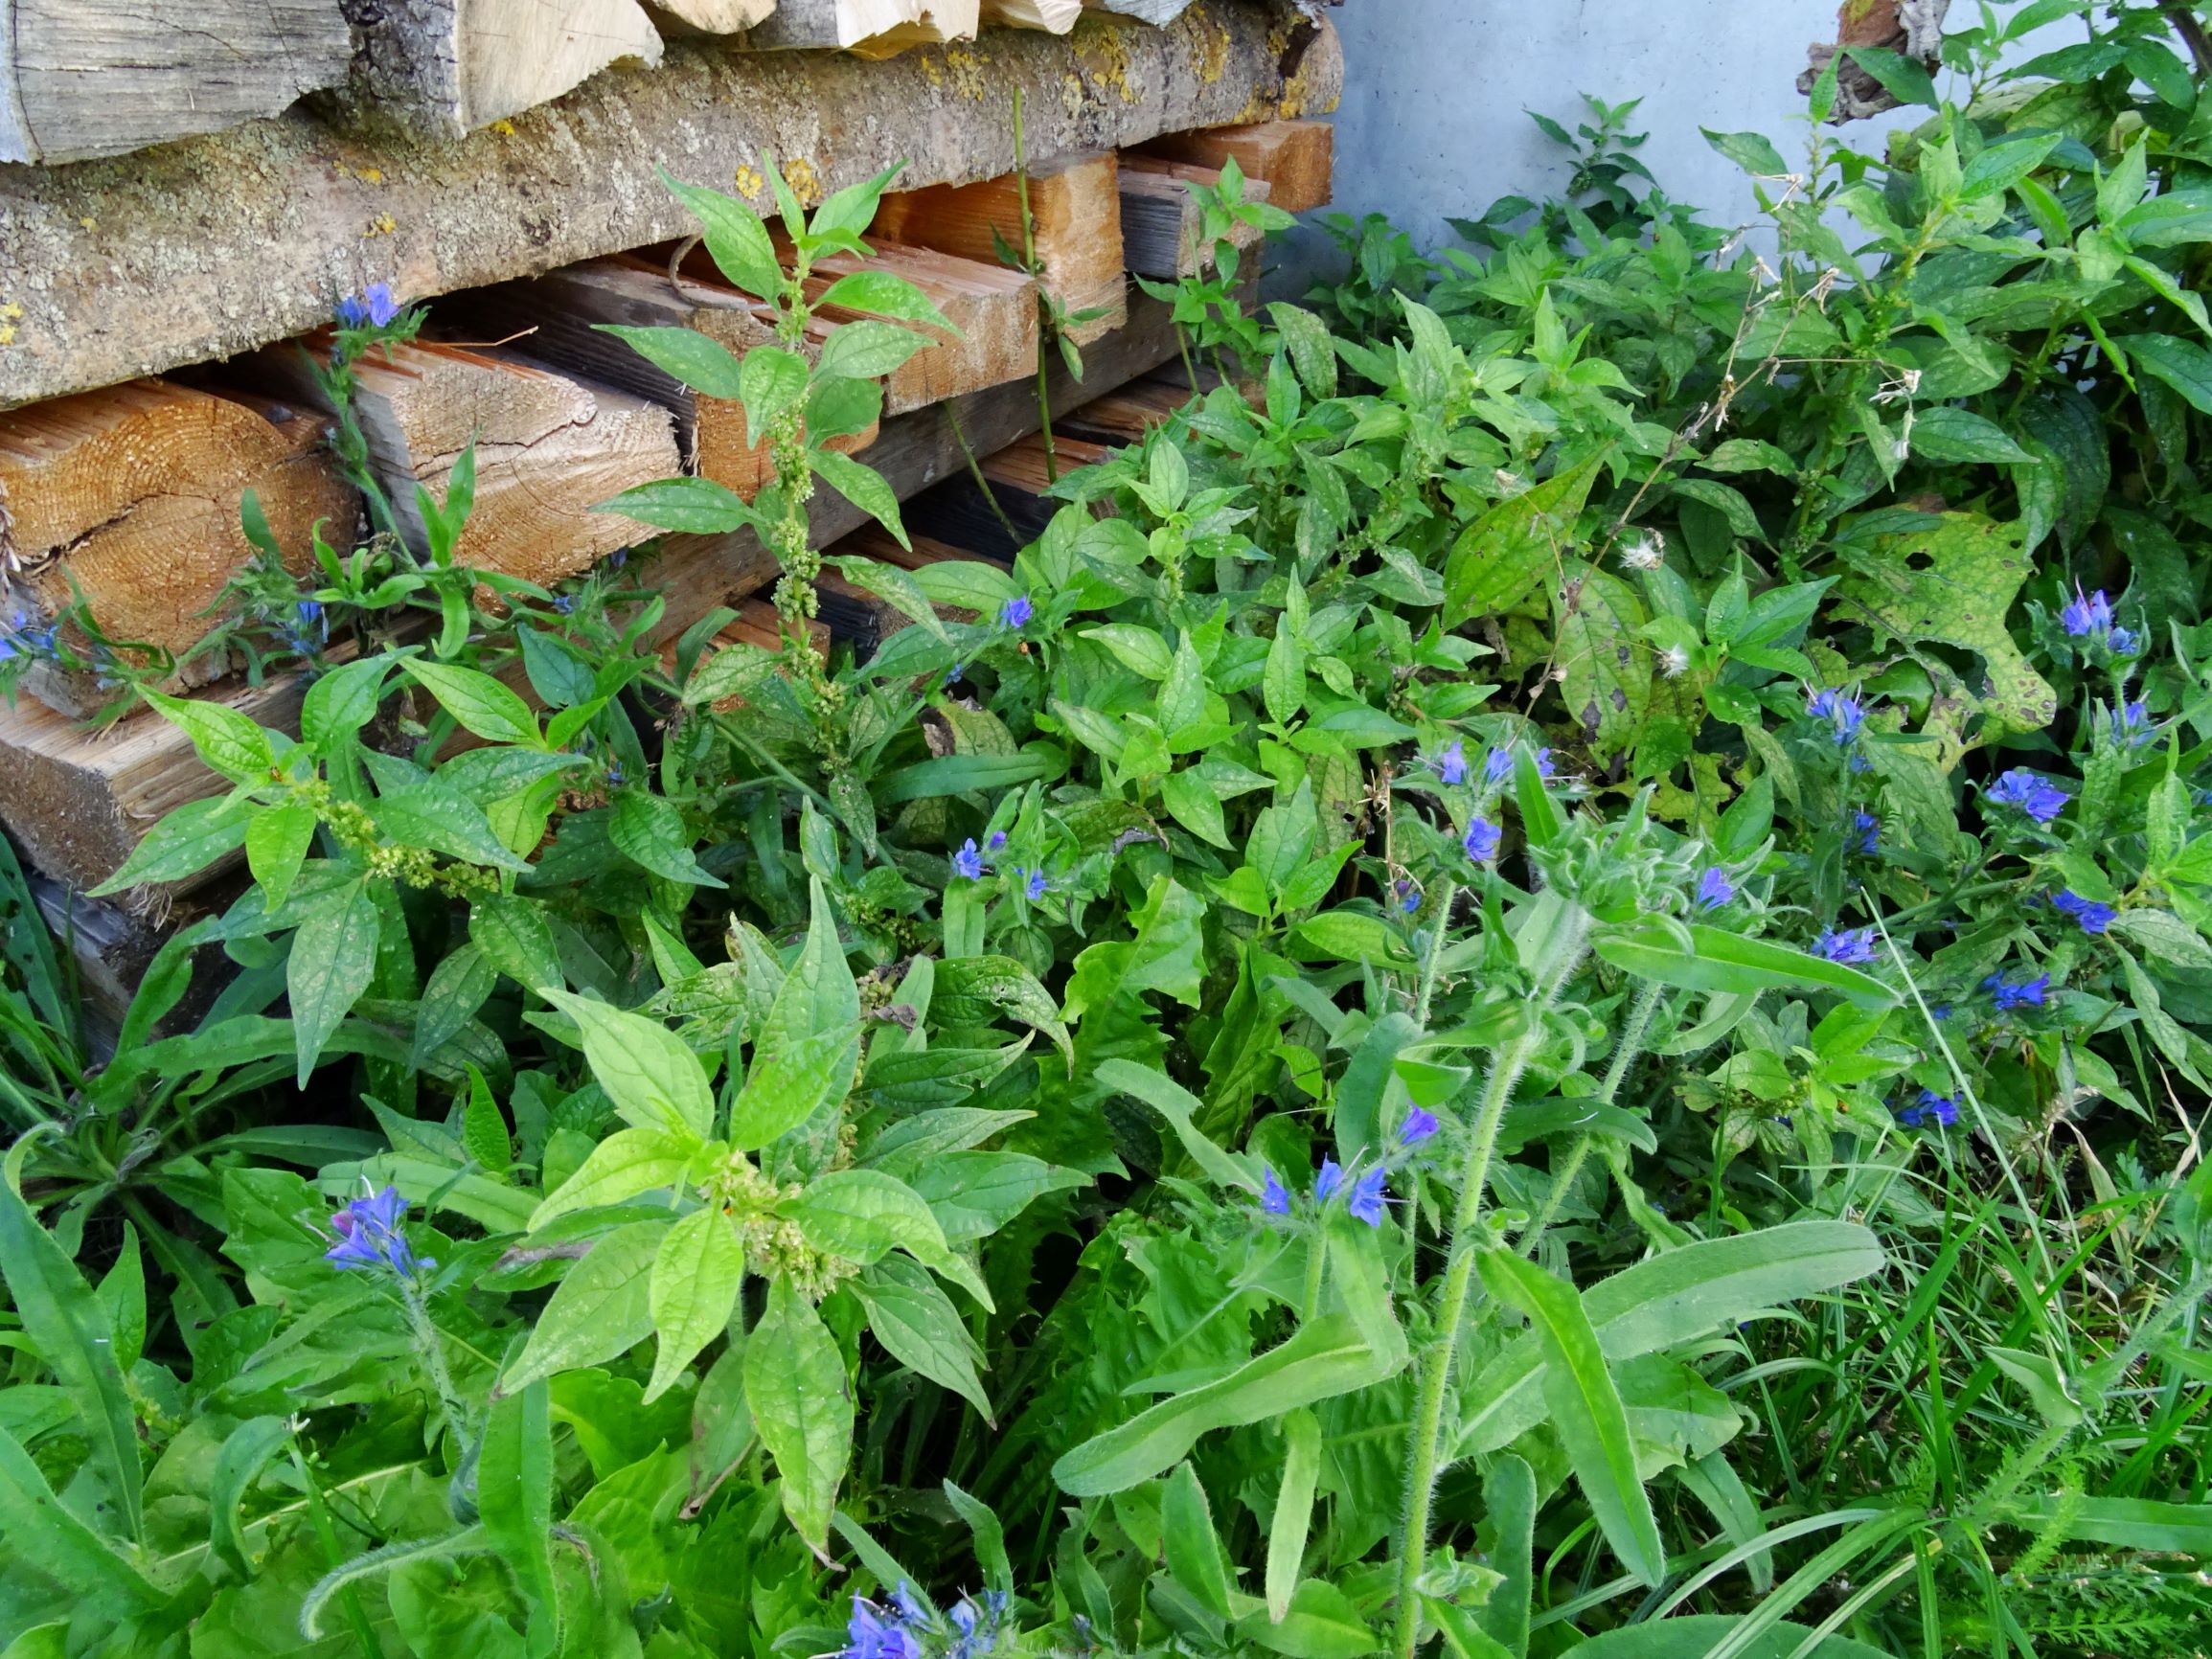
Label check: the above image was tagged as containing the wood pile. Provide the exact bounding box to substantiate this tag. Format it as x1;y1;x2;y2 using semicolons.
0;0;1335;997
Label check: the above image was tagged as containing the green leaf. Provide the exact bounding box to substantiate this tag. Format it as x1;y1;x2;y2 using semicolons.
503;1218;666;1391
2128;331;2212;414
404;659;540;747
598;476;768;535
1701;128;1790;178
746;1276;854;1556
1444;450;1607;625
1233;1579;1379;1658
660;168;783;301
1053;1313;1404;1496
784;1169;946;1267
143;689;274;784
1267;1411;1321;1623
207;1414;291;1580
0;1162;144;1542
807;373;883;442
528;1125;700;1229
810;160;904;241
243;803;316;909
1554;560;1650;758
300;654;398;748
1840;43;1937;107
2012;1494;2212;1554
1160;766;1232;847
372;783;534;871
0;1424;161;1608
1094;1058;1254;1193
462;1063;513;1175
817;318;930;381
477;1381;559;1657
542;989;716;1140
595;323;746;398
812;448;910;548
1458;1222;1884;1459
1592;922;1895;1010
854;1255;992;1420
1909;406;2037;465
944;1479;1012;1593
647;1207;745;1402
286;878;380;1085
740;346;810;446
1164;1462;1233;1618
1477;1250;1664;1587
609;788;727;888
1561;1616;1899;1659
931;954;1072;1060
1477;1454;1536;1653
817;269;957;333
471;893;562;994
732;1023;862;1149
88;796;251;894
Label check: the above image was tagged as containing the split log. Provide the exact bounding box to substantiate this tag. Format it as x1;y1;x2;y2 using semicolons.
0;0;353;166
236;338;680;587
736;0;935;50
643;0;778;33
333;0;666;136
1080;0;1196;22
1135;118;1334;214
1117;161;1270;279
0;0;1340;411
0;291;1194;895
873;154;1127;346
794;242;1040;414
0;379;357;710
980;0;1082;33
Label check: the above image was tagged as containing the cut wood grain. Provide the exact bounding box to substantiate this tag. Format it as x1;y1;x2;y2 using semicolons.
0;380;357;706
235;338;680;588
737;0;933;50
643;0;778;33
873;153;1127;346
980;0;1082;33
0;291;1194;895
1134;118;1334;214
1117;160;1269;279
786;240;1039;413
0;0;1341;411
1080;0;1195;21
1053;370;1191;445
334;0;666;136
0;0;353;166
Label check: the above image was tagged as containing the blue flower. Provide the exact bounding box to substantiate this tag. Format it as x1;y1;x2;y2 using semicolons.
609;547;628;570
296;598;324;625
1463;816;1502;863
2051;890;2116;934
944;663;965;687
1000;593;1034;629
1988;768;2070;825
890;1583;927;1624
1853;811;1880;854
951;839;987;880
1314;1158;1344;1202
1016;866;1049;901
1482;746;1514;785
1984;971;2051;1012
1260;1167;1291;1214
365;283;399;327
2108;625;2140;655
335;294;369;329
325;1187;431;1278
2113;701;2152;745
1398;882;1422;914
1399;1108;1440;1148
605;761;626;786
985;830;1008;853
1813;926;1878;966
0;634;13;663
1696;868;1734;910
1435;740;1468;785
843;1597;920;1659
1346;1165;1389;1227
1896;1089;1959;1129
1808;688;1865;744
552;594;577;615
1534;746;1556;781
2060;587;2112;638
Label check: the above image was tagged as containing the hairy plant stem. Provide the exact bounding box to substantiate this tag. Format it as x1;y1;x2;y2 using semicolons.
1393;904;1590;1659
289;1438;387;1659
1010;88;1060;486
1516;975;1663;1259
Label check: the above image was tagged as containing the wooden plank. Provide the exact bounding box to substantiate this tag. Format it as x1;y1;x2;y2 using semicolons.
232;337;681;587
735;0;927;49
1081;0;1195;21
792;242;1040;414
1134;118;1334;214
0;379;358;712
1117;161;1269;279
980;0;1081;32
0;0;352;166
0;0;1339;412
644;0;777;33
1053;370;1191;446
0;291;1190;895
335;0;666;137
873;152;1128;347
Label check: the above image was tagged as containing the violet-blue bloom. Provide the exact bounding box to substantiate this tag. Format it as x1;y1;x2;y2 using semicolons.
1534;746;1556;780
1984;971;2051;1011
2051;890;2115;934
1987;768;2070;825
1696;868;1734;910
1314;1158;1344;1202
2060;586;2112;638
950;839;987;880
1808;688;1865;744
1896;1089;1958;1129
985;830;1008;853
1260;1167;1291;1214
1019;867;1049;901
844;1597;919;1659
1399;1108;1440;1148
2113;701;2152;745
325;1186;430;1278
1463;817;1502;863
1435;740;1468;785
1813;926;1878;966
2109;625;2140;654
999;593;1034;629
890;1584;927;1625
1854;811;1880;854
1347;1165;1389;1227
1482;746;1515;785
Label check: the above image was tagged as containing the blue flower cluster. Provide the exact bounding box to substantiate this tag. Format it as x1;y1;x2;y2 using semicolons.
1262;1114;1436;1229
278;597;328;657
1895;1089;1959;1129
2061;586;2138;655
336;283;400;330
1987;768;2070;825
1808;688;1866;745
843;1585;1008;1659
1813;926;1878;966
1984;971;2050;1012
998;593;1033;629
0;609;58;663
2051;890;2115;935
1696;868;1734;910
324;1186;432;1279
951;830;1007;881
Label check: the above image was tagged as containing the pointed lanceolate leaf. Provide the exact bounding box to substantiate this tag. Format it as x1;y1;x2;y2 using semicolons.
646;1207;745;1402
286;879;381;1086
541;989;715;1140
502;1219;667;1391
746;1276;855;1556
